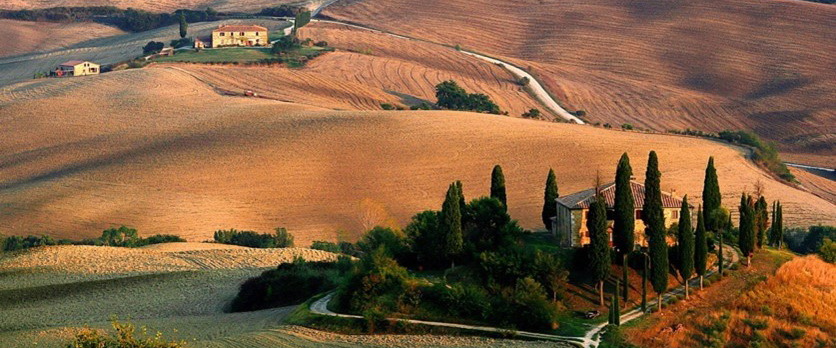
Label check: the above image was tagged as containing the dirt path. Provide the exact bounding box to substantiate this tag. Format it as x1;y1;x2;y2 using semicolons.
309;294;584;347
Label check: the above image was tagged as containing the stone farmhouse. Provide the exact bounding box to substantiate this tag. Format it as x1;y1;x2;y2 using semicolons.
55;60;99;77
552;180;688;248
205;24;269;48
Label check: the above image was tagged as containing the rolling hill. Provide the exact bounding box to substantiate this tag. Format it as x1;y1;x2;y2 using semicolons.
0;67;832;247
0;19;288;87
0;0;306;13
0;19;126;58
322;0;836;167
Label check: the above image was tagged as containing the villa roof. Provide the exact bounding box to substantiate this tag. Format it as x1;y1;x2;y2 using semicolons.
213;24;268;32
556;180;685;210
59;60;87;66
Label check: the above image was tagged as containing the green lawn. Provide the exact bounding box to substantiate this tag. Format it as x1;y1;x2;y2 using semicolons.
155;48;275;63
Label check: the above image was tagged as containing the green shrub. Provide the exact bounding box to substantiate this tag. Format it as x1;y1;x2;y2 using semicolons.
2;235;56;251
67;319;187;348
311;241;341;253
521;108;541;118
435;80;501;114
743;318;768;330
142;41;165;54
778;327;806;340
818;237;836;263
230;257;344;312
380;103;396;110
703;279;712;287
621;123;633;130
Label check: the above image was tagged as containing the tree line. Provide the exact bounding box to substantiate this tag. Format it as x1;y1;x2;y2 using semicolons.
1;226;184;251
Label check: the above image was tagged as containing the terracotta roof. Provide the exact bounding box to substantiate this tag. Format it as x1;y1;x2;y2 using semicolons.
59;60;87;66
213;25;268;32
557;181;685;210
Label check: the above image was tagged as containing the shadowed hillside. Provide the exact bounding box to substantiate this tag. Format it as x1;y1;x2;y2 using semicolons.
323;0;836;167
0;68;832;246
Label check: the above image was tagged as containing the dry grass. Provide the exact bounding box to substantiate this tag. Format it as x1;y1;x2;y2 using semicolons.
323;0;836;166
0;19;126;58
0;19;287;87
0;0;309;13
624;251;835;348
0;67;832;247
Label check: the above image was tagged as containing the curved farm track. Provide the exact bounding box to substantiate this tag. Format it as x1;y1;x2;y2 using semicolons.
322;0;836;167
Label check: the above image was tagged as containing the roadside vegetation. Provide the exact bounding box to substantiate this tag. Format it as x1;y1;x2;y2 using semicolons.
435;80;502;114
666;129;796;182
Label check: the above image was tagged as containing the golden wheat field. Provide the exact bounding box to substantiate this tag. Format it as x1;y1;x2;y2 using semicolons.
791;167;836;204
0;20;126;58
0;67;832;247
0;0;307;13
323;0;836;167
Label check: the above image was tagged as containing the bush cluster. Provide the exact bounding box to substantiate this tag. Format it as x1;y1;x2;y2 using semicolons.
435;80;501;114
230;257;349;312
717;130;795;181
2;227;185;252
67;319;187;348
213;228;294;248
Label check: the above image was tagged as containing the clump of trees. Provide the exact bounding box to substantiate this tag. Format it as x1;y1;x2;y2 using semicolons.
784;225;835;255
435;80;501;114
325;165;564;331
522;108;541;118
230;257;350;312
213;227;294;248
142;41;165;54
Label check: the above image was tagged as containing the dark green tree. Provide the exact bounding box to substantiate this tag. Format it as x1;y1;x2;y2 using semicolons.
405;210;441;268
702;157;722;232
676;196;694;298
455;181;466;215
587;195;610;307
613;153;635;255
641;253;648;312
694;206;708;290
440;183;463;268
643;151;668;311
610;280;621;326
542;168;558;230
774;201;783;249
739;193;755;267
755;196;768;249
178;12;187;38
490;165;507;208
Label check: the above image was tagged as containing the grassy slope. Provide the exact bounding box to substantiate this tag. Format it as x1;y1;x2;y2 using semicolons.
0;67;832;247
623;250;835;348
0;19;288;87
322;0;836;167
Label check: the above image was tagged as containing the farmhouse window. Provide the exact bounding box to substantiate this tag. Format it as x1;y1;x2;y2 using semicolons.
672;210;679;220
635;210;642;219
256;32;260;36
240;32;245;35
220;32;225;36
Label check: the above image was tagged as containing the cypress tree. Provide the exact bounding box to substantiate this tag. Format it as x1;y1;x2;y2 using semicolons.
643;151;667;311
179;12;188;38
677;196;694;298
622;253;629;304
775;202;783;249
542;168;559;230
441;183;463;268
694;206;708;290
455;180;466;216
641;253;648;312
702;157;722;233
718;227;724;277
755;196;768;249
613;279;621;326
587;195;610;307
739;193;755;267
614;153;635;255
490;165;506;208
